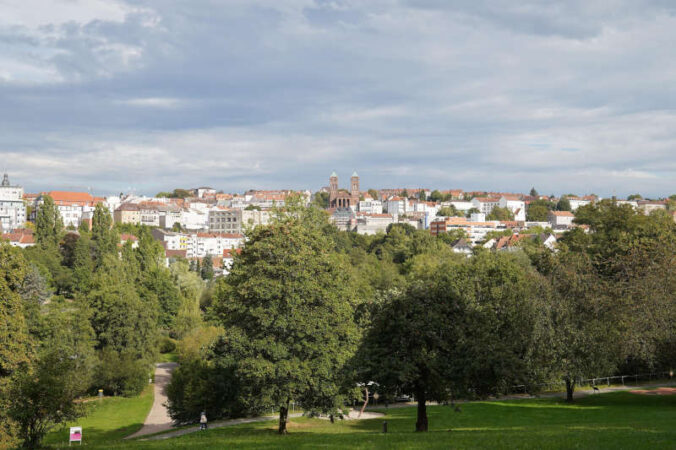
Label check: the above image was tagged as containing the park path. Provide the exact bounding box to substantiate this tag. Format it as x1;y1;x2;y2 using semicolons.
125;362;178;439
137;413;305;441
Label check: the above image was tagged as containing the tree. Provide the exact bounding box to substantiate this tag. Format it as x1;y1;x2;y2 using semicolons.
87;255;158;362
429;190;443;202
437;206;460;217
358;252;551;431
486;206;514;221
400;189;409;198
201;255;214;280
419;190;427;201
368;189;379;200
627;193;643;201
91;203;117;260
35;195;63;247
465;207;480;217
211;213;360;434
546;252;621;401
0;244;33;448
530;187;539;197
526;199;554;221
556;196;572;212
172;222;183;232
8;353;85;448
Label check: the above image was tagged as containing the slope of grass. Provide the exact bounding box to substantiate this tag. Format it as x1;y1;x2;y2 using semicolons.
68;390;676;449
42;384;153;447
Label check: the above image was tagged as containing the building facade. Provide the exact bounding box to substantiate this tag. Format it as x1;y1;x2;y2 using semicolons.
329;171;360;209
0;173;26;232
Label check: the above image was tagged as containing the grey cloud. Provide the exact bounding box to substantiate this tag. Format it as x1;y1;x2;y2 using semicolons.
0;0;675;197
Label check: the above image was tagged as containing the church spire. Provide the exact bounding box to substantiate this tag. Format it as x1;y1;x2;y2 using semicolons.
1;173;9;187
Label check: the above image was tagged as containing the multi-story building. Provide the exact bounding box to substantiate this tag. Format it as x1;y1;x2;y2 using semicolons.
153;229;245;259
471;197;500;215
0;173;26;232
498;195;526;221
34;191;100;228
430;216;509;245
208;207;270;234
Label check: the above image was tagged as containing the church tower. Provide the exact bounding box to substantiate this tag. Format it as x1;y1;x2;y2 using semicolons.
350;171;359;199
329;171;339;204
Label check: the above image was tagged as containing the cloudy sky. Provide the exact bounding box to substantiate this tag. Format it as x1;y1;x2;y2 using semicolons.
1;0;675;197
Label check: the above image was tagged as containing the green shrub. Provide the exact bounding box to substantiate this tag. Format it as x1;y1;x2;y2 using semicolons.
159;336;177;354
95;349;150;397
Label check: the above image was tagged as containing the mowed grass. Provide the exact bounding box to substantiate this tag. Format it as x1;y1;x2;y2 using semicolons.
77;390;675;449
42;384;153;447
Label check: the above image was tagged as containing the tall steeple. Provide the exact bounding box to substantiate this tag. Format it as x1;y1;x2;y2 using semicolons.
350;171;359;198
1;173;9;187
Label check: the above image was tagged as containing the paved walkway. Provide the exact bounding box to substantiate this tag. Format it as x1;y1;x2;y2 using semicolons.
126;362;178;439
138;413;305;441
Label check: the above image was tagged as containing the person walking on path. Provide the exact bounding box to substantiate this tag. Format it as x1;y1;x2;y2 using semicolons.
200;412;208;431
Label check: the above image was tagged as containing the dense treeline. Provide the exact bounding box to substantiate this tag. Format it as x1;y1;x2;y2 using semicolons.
1;199;208;448
1;196;674;445
165;198;675;434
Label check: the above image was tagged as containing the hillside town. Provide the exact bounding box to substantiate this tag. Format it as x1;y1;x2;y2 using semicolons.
2;171;675;276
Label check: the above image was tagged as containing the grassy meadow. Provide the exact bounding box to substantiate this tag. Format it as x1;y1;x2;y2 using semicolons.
41;389;676;449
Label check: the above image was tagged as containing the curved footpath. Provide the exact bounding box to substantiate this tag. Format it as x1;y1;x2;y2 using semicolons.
125;362;178;439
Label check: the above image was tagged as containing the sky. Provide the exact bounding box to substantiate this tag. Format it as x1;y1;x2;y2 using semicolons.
1;0;675;197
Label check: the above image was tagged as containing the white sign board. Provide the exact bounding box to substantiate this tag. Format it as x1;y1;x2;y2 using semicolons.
69;426;82;445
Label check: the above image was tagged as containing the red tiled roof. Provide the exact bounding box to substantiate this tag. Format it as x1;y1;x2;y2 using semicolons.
223;248;242;258
48;191;94;203
120;233;138;242
165;249;187;258
550;211;574;217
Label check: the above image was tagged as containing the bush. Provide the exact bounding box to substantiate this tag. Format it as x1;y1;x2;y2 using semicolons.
95;349;150;397
159;336;177;354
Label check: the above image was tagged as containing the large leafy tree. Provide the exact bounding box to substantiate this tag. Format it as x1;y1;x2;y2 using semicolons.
0;244;33;448
8;303;96;448
91;203;117;260
546;251;622;401
359;252;552;431
35;195;63;247
211;209;361;434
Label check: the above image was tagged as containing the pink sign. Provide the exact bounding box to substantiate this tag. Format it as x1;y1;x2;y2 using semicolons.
69;426;82;443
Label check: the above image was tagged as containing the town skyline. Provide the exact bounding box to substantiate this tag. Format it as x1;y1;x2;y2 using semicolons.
1;170;672;200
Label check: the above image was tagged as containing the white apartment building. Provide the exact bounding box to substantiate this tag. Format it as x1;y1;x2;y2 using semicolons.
498;195;526;221
354;213;394;235
153;229;245;258
34;191;98;228
0;173;26;232
358;199;383;214
471;197;500;215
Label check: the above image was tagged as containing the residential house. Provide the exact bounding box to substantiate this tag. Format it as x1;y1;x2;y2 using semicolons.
1;228;35;248
548;210;575;229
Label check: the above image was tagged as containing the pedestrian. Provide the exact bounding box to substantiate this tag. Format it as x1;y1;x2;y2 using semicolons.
200;411;208;431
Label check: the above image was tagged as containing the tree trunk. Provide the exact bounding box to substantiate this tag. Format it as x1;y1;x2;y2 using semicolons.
415;388;428;432
358;386;369;418
565;377;575;403
278;400;290;435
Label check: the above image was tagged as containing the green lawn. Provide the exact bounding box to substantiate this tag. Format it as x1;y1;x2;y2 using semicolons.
158;352;179;363
42;385;154;447
57;390;675;449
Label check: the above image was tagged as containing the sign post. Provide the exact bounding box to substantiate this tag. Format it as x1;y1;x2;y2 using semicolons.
69;427;82;446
